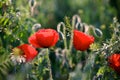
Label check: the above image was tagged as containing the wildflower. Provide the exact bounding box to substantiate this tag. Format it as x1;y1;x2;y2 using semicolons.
29;29;59;48
108;54;120;74
10;44;38;63
73;30;94;51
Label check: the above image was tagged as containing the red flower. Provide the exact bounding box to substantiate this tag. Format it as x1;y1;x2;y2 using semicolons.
28;29;59;48
73;30;94;51
108;54;120;74
18;44;38;61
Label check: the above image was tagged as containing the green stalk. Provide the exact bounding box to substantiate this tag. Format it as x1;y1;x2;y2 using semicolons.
69;23;74;53
46;48;53;80
63;25;68;50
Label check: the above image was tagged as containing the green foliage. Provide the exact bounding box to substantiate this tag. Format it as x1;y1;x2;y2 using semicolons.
0;0;37;51
0;0;120;80
70;18;120;80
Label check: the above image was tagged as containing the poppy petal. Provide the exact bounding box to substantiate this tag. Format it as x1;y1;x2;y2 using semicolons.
28;33;41;48
18;44;38;61
108;54;120;75
73;30;94;51
29;29;59;48
51;30;59;46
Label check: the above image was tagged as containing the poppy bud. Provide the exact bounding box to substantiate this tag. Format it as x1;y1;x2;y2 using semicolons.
32;23;41;32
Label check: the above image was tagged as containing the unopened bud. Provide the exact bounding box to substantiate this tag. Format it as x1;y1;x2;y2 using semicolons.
32;23;41;32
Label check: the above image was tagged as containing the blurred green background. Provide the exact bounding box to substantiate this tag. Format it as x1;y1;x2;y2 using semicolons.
0;0;119;52
0;0;120;80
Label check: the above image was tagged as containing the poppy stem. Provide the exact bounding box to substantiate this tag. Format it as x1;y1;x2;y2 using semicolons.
69;24;74;53
63;26;68;50
46;48;53;80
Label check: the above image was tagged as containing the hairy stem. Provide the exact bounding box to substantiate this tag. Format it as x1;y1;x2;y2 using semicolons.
46;48;53;80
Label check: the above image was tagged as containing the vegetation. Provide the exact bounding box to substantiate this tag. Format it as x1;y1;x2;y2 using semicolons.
0;0;120;80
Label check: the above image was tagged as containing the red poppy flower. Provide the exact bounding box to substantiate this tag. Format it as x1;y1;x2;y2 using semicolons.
73;30;94;51
28;29;59;48
108;54;120;74
18;44;38;62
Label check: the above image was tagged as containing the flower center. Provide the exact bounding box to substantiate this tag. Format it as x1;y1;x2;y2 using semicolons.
12;47;24;55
